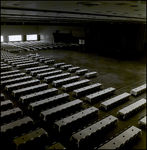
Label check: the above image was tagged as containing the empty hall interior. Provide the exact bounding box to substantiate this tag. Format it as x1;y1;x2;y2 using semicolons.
1;1;146;150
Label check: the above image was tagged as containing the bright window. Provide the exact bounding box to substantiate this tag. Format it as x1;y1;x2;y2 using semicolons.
79;39;82;44
81;39;85;45
1;36;3;42
27;34;37;41
9;35;22;42
79;39;85;45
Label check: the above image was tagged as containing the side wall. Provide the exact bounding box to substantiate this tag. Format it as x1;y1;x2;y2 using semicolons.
85;23;146;53
1;25;86;43
1;25;38;35
1;24;146;55
38;25;86;43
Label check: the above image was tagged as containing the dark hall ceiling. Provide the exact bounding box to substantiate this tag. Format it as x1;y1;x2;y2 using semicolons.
1;1;146;25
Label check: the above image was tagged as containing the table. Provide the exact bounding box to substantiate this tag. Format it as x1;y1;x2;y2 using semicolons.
100;92;130;110
117;98;146;119
138;116;146;126
98;126;142;149
71;115;118;147
130;84;146;96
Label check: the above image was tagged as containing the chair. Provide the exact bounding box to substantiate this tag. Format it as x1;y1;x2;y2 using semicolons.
25;140;32;149
118;143;124;149
17;143;25;150
94;147;98;150
125;139;129;146
129;136;133;142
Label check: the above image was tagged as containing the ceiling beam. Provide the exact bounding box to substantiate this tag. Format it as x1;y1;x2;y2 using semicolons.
1;7;145;20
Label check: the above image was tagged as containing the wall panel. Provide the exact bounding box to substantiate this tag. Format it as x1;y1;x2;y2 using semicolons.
1;25;38;36
38;25;86;43
85;23;146;54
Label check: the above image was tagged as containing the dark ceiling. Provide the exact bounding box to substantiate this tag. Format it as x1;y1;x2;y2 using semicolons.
1;1;146;25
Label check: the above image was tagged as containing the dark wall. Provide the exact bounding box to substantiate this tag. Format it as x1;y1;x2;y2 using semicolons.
85;23;146;55
1;25;86;43
53;31;72;43
38;25;86;43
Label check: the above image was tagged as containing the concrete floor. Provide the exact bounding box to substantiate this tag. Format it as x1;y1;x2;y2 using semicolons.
1;48;146;150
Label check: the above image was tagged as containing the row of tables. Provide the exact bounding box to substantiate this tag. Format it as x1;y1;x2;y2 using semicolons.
7;58;29;65
70;115;118;147
1;51;53;150
53;76;80;87
100;92;131;110
1;100;14;111
1;70;20;76
40;99;83;122
19;88;58;104
25;65;49;73
97;126;142;149
12;83;48;98
36;69;62;79
1;50;146;150
16;62;39;69
44;72;71;83
1;75;33;87
85;87;116;103
1;72;26;81
2;41;69;52
30;67;56;76
73;83;102;97
1;43;23;52
5;79;40;92
62;79;90;91
28;93;70;112
54;106;99;132
117;98;146;119
130;84;146;96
